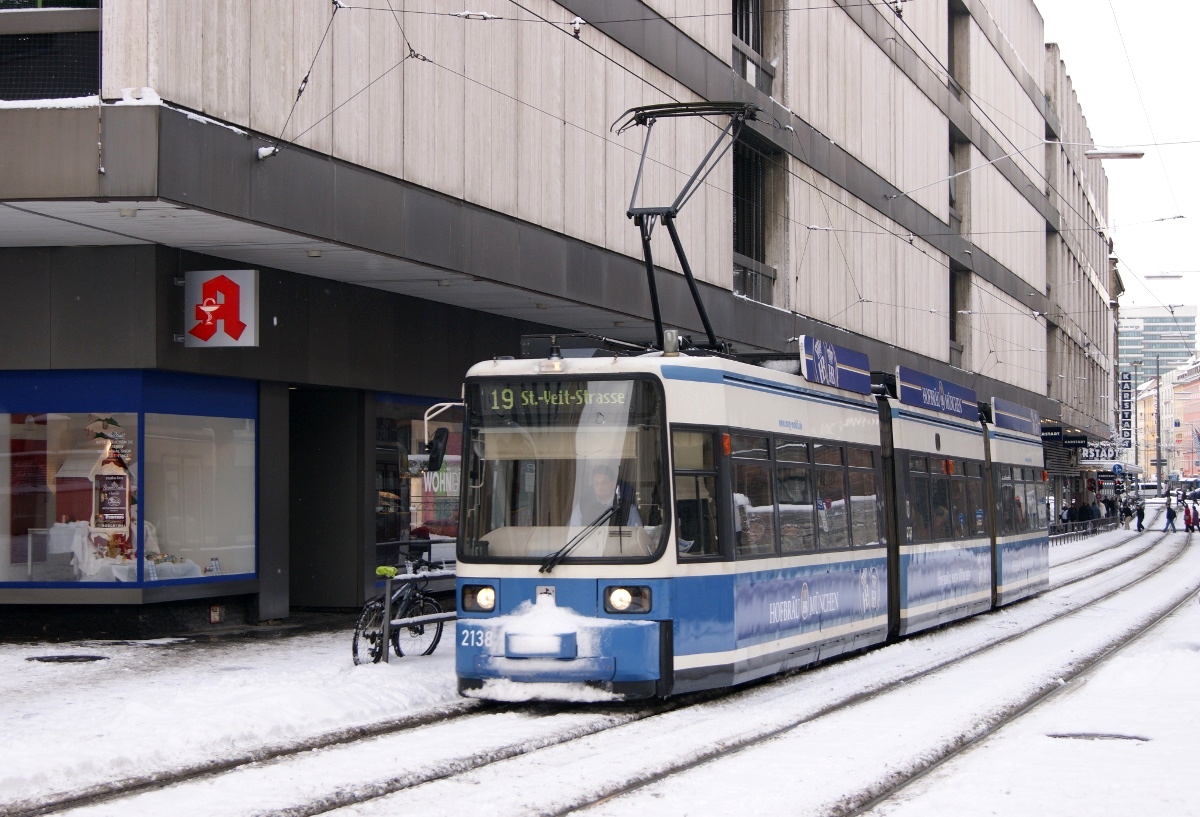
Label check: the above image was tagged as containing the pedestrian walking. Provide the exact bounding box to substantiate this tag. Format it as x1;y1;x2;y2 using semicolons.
1136;501;1145;531
1120;500;1131;530
1185;503;1194;533
1165;503;1177;533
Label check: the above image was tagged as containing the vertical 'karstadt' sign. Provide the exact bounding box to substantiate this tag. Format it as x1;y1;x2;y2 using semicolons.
184;270;259;348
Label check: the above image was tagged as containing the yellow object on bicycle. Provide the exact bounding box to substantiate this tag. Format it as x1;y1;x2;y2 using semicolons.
376;566;399;578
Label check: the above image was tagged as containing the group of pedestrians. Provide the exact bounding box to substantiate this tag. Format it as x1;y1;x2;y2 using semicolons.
1165;499;1200;533
1118;497;1146;531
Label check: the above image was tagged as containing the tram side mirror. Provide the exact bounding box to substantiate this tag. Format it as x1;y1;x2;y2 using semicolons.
426;427;450;473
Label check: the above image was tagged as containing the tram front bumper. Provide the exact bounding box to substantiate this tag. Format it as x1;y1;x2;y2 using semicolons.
457;615;661;684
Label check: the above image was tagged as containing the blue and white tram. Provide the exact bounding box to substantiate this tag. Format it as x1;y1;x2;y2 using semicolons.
453;338;1049;699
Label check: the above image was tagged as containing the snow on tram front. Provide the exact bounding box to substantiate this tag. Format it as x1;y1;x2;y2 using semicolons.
454;352;672;700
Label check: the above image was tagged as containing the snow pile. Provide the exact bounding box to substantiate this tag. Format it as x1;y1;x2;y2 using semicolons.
464;679;620;703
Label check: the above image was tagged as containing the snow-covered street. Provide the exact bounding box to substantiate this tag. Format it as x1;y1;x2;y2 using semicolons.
1;522;1196;816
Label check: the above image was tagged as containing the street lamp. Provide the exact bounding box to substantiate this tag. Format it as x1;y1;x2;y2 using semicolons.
1085;148;1145;159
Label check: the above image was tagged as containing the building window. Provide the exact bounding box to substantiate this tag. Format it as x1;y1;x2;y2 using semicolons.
733;139;777;305
732;0;773;94
143;415;256;580
0;31;100;101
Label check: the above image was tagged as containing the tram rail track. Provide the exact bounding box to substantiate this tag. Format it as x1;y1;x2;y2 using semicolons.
1049;507;1163;572
11;528;1187;817
270;528;1193;816
2;700;491;817
524;531;1196;817
845;537;1200;817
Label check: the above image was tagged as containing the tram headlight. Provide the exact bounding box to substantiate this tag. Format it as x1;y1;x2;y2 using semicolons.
604;585;651;614
463;584;496;612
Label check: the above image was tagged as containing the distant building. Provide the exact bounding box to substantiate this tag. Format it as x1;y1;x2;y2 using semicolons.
1118;305;1198;386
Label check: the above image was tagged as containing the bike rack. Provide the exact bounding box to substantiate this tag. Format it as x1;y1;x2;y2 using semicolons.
379;565;458;663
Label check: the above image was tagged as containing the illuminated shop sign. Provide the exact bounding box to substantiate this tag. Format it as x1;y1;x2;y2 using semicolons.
184;270;259;348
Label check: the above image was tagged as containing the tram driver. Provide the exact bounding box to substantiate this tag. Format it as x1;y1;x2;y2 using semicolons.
569;464;643;528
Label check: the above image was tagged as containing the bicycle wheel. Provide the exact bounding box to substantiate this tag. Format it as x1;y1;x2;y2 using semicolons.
391;596;443;657
352;599;386;665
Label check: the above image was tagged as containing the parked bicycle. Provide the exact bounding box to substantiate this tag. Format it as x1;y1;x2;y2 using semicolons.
352;560;445;665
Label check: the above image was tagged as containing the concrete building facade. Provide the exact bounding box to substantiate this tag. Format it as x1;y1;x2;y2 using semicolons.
0;0;1121;633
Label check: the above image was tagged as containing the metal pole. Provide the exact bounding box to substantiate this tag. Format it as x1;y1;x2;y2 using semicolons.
662;214;719;349
1155;354;1163;496
635;215;665;349
381;573;392;664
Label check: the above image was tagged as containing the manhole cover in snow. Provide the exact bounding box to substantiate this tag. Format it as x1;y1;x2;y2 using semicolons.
1046;733;1148;742
26;655;109;663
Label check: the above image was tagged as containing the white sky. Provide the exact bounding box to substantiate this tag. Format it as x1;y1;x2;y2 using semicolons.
1035;0;1200;313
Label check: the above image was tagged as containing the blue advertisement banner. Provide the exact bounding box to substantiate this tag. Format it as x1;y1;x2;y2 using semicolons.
799;336;872;395
733;560;886;645
899;542;991;611
992;397;1040;436
896;366;978;421
996;536;1049;598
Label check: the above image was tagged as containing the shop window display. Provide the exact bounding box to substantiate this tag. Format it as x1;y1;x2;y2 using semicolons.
1;412;140;583
142;414;256;580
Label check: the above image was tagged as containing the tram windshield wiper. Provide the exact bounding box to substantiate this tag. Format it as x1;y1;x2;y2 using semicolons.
539;505;615;574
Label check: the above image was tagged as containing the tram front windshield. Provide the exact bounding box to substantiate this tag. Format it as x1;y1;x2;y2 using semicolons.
460;378;666;563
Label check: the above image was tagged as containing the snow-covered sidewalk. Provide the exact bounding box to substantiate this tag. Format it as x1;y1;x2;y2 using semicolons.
0;622;463;807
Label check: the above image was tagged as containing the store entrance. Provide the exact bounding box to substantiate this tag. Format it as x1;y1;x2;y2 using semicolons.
288;388;367;609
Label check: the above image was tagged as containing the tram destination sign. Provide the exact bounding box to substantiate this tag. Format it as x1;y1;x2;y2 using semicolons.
797;336;872;395
896;367;978;421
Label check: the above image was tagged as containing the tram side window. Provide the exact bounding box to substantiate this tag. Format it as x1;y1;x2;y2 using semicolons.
950;476;969;538
909;458;932;543
815;465;849;550
997;467;1017;535
1032;481;1048;530
672;430;720;559
846;447;881;548
929;473;952;540
965;475;984;536
733;436;776;557
777;458;816;553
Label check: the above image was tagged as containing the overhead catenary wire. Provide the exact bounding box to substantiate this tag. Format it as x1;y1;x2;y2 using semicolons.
272;0;1128;386
267;3;343;156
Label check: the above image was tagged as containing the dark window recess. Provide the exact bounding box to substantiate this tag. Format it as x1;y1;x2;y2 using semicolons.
733;140;775;306
732;1;772;95
734;141;765;262
733;0;762;53
0;32;100;101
